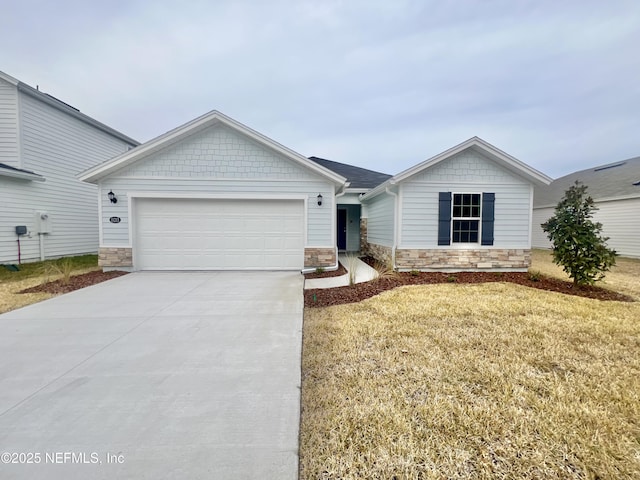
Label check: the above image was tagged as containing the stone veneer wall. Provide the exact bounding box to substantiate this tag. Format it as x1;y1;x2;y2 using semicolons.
395;248;531;270
367;243;393;267
98;247;133;267
359;218;368;255
304;248;336;268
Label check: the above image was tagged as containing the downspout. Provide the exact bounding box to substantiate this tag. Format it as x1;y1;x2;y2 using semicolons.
385;187;399;270
39;233;45;261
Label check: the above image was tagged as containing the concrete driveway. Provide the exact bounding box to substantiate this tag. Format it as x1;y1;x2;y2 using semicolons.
0;272;303;479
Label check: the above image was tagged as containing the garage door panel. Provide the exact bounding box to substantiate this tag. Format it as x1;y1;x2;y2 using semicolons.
135;199;304;270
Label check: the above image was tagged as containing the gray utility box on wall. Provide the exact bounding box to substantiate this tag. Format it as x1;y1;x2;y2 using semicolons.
35;211;52;234
15;226;27;236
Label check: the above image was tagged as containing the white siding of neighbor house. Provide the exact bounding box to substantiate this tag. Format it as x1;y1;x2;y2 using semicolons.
0;77;19;167
366;193;395;247
0;92;133;264
400;149;532;249
533;198;640;258
531;207;554;249
100;125;335;248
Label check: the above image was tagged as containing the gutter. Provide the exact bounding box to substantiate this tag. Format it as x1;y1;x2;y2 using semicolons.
0;168;45;182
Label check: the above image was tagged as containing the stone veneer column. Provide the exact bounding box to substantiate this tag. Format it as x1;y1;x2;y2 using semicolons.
98;247;133;268
304;248;336;268
359;218;368;255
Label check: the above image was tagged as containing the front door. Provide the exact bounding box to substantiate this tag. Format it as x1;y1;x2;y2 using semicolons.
337;209;347;250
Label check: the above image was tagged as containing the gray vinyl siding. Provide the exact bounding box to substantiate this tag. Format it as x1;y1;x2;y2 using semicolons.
533;199;640;258
531;207;554;249
0;78;19;167
366;193;395;246
0;92;134;263
100;178;334;248
400;150;532;248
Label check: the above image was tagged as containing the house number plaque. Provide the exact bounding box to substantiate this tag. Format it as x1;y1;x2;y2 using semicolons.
109;217;121;224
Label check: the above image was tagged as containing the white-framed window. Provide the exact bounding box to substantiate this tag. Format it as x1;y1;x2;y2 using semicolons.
452;193;481;243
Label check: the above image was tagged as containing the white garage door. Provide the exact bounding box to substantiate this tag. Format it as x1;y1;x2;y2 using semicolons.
135;198;304;270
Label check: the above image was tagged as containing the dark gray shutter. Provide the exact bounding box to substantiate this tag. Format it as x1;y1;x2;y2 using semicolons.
481;192;495;246
438;192;452;245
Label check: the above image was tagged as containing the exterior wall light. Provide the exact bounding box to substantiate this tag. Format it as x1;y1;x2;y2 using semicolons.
108;190;118;204
317;193;323;206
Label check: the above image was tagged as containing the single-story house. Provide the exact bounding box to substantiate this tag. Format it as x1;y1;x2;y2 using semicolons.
532;157;640;258
80;111;551;272
0;70;139;264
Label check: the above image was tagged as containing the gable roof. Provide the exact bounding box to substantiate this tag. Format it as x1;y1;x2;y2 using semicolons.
362;136;552;200
534;156;640;207
308;156;391;189
0;70;138;147
0;162;45;182
79;110;347;185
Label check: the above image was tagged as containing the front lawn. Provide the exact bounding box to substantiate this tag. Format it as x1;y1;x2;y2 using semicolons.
0;254;100;314
300;253;640;478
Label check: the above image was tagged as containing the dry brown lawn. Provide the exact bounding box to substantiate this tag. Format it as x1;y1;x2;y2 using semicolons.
301;253;640;479
0;255;100;314
531;249;640;300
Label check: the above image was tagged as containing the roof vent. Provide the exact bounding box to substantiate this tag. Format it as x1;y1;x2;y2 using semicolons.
594;161;626;172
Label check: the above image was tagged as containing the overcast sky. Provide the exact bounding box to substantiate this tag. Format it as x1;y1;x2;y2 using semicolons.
2;0;639;178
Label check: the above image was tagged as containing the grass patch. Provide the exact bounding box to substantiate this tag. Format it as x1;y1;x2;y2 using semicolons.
0;255;99;314
301;276;640;478
532;249;640;300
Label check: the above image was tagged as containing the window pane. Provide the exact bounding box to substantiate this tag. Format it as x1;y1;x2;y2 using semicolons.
452;193;481;219
452;219;479;243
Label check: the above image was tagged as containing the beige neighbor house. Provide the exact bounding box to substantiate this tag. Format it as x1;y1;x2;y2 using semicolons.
533;157;640;258
80;111;551;272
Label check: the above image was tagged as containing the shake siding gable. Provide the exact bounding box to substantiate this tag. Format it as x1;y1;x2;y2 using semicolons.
115;125;315;180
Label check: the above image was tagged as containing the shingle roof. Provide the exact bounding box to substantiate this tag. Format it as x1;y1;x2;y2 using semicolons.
308;156;391;189
534;156;640;207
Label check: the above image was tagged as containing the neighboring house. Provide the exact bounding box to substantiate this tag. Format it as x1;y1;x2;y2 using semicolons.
80;110;550;272
308;156;391;252
532;157;640;258
79;110;347;271
359;137;552;271
0;70;138;264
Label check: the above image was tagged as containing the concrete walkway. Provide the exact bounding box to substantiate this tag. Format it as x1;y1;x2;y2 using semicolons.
0;272;303;480
304;254;378;289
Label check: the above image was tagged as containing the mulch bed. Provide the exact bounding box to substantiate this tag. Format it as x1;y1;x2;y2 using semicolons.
16;265;632;308
303;262;347;279
20;270;129;295
305;270;635;308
